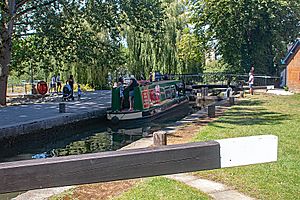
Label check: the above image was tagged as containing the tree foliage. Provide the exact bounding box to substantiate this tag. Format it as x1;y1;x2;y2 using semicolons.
192;0;300;75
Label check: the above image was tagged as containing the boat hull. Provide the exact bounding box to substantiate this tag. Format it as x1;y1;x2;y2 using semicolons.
107;97;189;125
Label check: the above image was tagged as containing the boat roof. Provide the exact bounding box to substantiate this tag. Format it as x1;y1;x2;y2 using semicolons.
142;80;181;88
281;38;300;65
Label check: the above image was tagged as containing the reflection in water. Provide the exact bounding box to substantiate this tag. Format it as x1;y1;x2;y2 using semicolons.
51;130;144;157
51;132;113;157
0;126;146;163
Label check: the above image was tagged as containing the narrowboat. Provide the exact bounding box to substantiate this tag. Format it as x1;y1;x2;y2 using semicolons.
107;80;189;124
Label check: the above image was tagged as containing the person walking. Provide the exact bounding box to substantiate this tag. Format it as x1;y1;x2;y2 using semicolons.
77;84;82;100
50;75;56;94
248;71;254;95
56;73;62;93
68;75;74;100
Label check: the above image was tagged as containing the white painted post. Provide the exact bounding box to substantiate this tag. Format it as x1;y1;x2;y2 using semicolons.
216;135;278;168
196;93;202;107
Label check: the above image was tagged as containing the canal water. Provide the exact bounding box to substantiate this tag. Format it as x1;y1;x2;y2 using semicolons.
0;104;199;163
0;122;156;163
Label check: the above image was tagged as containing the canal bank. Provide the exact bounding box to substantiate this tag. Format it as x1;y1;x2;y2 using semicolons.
0;90;111;139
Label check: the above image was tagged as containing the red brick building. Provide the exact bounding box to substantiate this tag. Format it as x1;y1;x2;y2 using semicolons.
282;39;300;92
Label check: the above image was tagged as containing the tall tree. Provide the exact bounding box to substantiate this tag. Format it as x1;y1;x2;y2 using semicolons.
192;0;300;74
0;0;61;105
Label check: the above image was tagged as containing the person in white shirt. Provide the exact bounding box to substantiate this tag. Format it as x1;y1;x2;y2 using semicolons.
50;75;56;93
248;71;254;95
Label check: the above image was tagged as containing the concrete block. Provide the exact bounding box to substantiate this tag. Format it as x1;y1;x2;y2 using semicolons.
187;179;228;194
211;190;255;200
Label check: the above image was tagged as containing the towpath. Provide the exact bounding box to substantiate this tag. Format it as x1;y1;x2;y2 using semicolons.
0;90;111;139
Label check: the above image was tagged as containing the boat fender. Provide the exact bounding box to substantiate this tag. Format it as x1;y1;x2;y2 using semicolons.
111;116;120;124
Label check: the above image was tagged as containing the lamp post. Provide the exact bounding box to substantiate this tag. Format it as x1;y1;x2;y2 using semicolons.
30;60;34;94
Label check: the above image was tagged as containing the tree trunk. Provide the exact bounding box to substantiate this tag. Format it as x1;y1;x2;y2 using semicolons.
0;71;8;106
0;30;13;106
0;1;15;106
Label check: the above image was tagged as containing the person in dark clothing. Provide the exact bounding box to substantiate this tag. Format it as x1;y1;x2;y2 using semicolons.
128;76;139;111
68;75;74;100
56;73;62;93
118;77;125;110
149;72;153;82
62;81;72;101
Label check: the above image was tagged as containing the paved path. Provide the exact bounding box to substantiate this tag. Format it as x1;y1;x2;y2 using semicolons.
266;89;294;95
166;174;254;200
0;90;111;138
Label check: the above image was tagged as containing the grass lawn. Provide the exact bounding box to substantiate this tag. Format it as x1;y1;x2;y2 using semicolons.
114;177;211;200
194;94;300;200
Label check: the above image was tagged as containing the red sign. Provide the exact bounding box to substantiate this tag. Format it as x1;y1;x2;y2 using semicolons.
37;81;48;95
149;88;160;105
142;89;150;109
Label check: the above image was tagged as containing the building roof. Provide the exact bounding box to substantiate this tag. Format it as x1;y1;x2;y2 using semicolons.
281;38;300;65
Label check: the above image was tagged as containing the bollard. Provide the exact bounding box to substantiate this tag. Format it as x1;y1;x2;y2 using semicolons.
208;105;215;118
59;103;66;113
196;93;202;107
229;97;235;105
205;87;209;96
153;131;167;146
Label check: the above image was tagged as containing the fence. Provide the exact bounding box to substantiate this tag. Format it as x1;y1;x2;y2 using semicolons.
7;83;33;95
0;135;277;194
168;73;280;87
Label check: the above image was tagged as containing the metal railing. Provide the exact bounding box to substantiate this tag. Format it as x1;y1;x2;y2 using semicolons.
168;73;280;87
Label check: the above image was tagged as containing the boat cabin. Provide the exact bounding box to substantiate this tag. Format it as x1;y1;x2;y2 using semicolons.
111;80;183;112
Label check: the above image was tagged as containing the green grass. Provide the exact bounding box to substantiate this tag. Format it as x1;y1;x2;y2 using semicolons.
114;177;211;200
193;94;300;200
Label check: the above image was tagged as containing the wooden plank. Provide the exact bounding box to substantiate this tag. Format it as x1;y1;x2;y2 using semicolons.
0;141;220;194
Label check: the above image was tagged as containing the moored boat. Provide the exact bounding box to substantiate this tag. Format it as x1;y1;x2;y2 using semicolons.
107;80;189;124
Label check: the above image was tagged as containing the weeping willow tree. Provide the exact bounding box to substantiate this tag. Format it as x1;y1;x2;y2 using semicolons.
124;0;206;77
123;0;165;79
125;0;194;78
